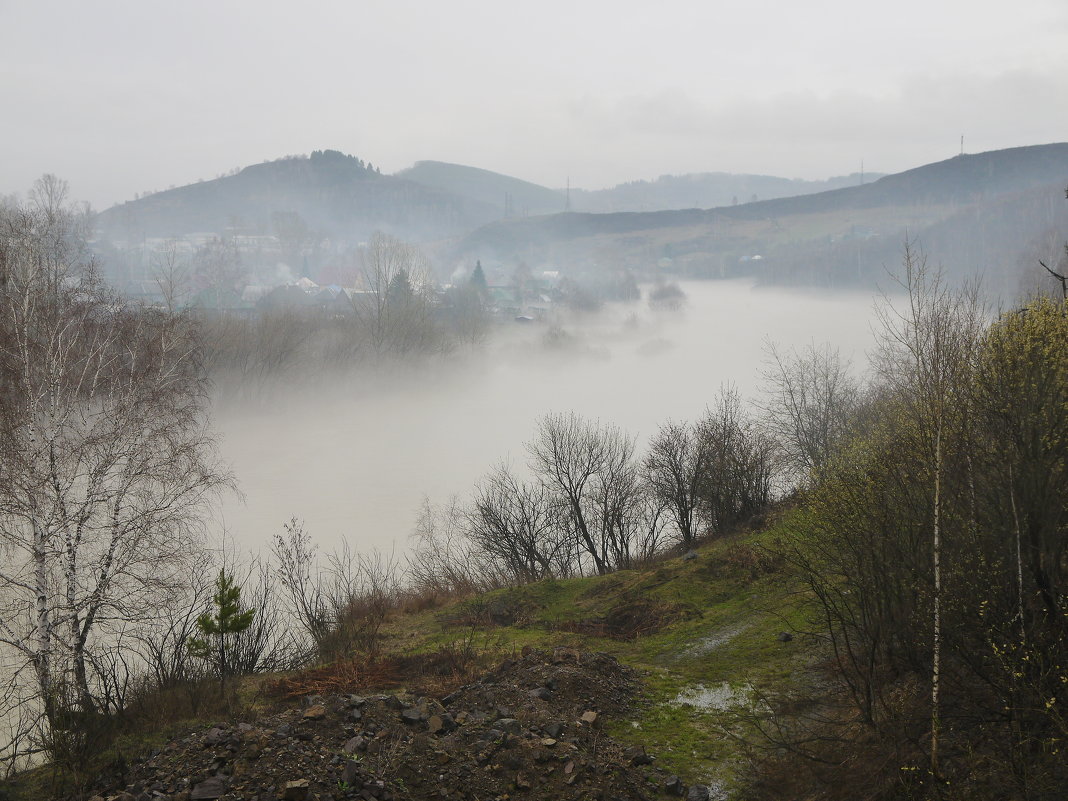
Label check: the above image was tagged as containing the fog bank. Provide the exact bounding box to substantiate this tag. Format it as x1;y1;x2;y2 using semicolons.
213;280;882;553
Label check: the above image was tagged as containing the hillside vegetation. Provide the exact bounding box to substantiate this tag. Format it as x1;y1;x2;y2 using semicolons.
3;174;1066;801
4;518;806;801
395;161;566;218
455;143;1068;293
95;150;501;244
570;171;882;214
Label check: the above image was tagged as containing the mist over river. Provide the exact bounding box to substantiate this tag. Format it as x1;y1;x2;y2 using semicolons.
213;279;884;555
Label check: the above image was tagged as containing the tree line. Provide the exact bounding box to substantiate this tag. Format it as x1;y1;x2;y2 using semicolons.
748;245;1068;800
409;395;782;593
4;173;1064;801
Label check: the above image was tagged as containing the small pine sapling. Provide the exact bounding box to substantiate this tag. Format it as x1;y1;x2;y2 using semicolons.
188;569;256;696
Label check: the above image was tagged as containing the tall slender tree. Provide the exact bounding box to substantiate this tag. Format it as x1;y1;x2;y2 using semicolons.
0;177;231;737
873;242;985;775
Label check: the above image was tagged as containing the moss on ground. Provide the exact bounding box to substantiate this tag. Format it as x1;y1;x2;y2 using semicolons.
380;511;817;792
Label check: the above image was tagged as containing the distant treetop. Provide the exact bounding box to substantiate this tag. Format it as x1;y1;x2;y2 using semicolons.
310;149;372;172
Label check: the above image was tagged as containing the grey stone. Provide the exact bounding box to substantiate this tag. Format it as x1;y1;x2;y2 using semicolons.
343;735;367;754
203;727;226;747
496;717;522;735
687;785;711;801
543;722;565;738
341;759;362;786
190;777;229;800
625;744;653;766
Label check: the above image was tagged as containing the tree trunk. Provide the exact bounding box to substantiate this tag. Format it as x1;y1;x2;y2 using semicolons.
33;517;54;721
931;424;942;777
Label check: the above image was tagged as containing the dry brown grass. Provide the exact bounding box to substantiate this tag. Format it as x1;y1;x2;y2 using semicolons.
264;640;496;700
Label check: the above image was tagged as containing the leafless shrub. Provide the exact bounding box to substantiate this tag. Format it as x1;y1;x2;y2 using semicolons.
528;412;647;574
273;519;406;662
407;498;511;599
272;518;332;653
696;387;777;536
465;464;575;583
319;545;403;660
228;558;308;674
758;340;860;487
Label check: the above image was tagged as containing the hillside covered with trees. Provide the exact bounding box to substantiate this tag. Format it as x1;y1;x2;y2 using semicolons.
2;171;1066;800
455;143;1068;294
94;150;502;245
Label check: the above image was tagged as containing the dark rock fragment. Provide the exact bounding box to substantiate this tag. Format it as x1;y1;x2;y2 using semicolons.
664;774;685;796
625;745;653;766
302;704;327;721
190;776;229;800
283;779;311;800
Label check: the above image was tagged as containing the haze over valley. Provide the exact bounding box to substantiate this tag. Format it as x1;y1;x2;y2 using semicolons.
3;3;1068;799
214;279;881;555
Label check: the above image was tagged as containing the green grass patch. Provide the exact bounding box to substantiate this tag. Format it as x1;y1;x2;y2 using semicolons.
378;512;817;795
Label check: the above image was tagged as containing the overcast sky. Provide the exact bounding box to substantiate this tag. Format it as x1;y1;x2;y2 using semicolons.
2;0;1067;209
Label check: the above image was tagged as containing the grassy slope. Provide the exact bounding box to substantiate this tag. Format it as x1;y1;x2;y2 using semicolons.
5;514;812;800
381;513;813;793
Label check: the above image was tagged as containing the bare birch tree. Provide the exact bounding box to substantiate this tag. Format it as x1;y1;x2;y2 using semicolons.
874;242;985;775
0;178;231;741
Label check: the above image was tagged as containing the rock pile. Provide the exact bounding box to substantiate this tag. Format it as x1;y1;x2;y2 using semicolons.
82;648;712;801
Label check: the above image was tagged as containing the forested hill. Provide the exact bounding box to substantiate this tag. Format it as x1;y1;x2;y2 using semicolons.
393;162;879;216
569;170;883;213
459;143;1068;249
94;149;502;244
453;143;1068;291
395;160;566;217
737;141;1068;216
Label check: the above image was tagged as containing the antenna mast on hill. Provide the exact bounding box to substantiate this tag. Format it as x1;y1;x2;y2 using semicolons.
565;177;571;212
960;135;964;156
860;159;864;185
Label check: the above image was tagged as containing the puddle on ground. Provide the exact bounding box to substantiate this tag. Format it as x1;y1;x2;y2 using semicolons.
673;681;765;712
678;623;749;659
